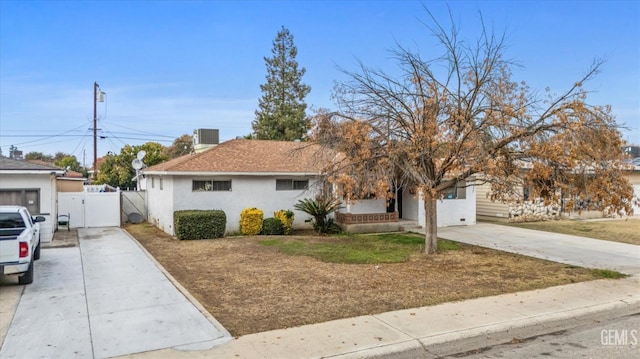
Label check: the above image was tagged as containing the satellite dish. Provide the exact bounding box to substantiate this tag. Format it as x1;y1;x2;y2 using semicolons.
132;158;144;170
128;212;144;224
137;150;146;160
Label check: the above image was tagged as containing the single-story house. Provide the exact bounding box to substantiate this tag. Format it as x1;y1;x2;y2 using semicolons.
143;139;476;236
143;139;329;235
475;163;640;220
0;157;65;242
628;164;640;215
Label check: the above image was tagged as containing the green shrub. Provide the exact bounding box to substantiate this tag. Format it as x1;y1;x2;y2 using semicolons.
240;207;263;235
174;210;226;240
262;217;284;235
294;197;342;234
274;209;294;234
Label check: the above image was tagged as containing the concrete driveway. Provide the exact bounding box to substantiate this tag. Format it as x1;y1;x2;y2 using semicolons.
436;222;640;275
0;227;230;359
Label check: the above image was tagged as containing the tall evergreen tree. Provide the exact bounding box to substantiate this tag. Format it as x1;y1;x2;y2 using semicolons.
252;26;311;141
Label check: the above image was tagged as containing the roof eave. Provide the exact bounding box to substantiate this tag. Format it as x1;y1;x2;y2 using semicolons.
142;171;321;177
0;170;65;175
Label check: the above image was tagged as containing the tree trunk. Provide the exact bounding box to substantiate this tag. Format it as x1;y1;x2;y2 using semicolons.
423;191;438;254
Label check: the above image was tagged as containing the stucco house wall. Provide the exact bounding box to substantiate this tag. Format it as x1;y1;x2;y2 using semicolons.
0;173;58;242
147;175;176;234
401;190;420;221
344;198;387;214
338;182;476;228
143;139;332;236
148;175;319;236
412;184;476;228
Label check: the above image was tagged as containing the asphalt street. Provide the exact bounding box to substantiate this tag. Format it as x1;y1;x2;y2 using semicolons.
456;313;640;358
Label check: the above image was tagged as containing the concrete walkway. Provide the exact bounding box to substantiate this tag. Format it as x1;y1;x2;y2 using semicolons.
436;223;640;275
0;227;230;359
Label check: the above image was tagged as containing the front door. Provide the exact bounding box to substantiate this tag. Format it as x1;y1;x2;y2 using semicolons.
386;187;403;218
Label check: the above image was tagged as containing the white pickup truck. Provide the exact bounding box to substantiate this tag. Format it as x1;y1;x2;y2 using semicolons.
0;205;45;284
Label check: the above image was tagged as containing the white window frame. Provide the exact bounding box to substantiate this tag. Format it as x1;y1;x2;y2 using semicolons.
276;179;309;191
192;179;232;192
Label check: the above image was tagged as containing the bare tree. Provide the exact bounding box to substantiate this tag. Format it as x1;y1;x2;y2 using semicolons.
311;11;633;254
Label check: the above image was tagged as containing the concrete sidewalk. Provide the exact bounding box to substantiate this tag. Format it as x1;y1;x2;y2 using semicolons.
0;227;231;359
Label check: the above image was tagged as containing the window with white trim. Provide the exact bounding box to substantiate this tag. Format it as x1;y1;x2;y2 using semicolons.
440;181;466;200
192;180;232;191
276;179;309;191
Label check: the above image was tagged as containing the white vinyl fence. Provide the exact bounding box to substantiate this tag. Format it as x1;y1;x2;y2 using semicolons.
58;191;120;228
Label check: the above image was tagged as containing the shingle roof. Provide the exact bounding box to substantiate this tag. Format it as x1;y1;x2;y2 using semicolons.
144;139;333;174
26;160;85;178
0;157;62;171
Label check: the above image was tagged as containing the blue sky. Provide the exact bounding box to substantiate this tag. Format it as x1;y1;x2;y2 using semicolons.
1;0;638;165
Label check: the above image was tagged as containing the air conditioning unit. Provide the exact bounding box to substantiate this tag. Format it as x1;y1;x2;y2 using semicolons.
193;129;220;153
193;129;219;145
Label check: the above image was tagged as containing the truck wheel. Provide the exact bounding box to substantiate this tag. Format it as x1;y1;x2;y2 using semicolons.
18;260;34;285
34;240;41;260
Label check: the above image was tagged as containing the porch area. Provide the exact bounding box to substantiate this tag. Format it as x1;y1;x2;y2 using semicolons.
334;211;418;233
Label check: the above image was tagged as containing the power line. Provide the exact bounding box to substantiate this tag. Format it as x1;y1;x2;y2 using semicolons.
100;119;176;138
0;122;90;147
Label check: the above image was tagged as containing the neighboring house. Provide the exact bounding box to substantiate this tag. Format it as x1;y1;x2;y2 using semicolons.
143;139;330;235
628;164;640;215
27;160;87;192
476;163;640;220
55;169;87;192
0;157;65;242
475;181;511;219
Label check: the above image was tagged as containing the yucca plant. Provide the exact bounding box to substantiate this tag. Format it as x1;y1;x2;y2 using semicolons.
294;197;342;234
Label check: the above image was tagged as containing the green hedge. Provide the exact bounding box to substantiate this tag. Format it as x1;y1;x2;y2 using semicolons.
174;210;226;240
262;217;284;235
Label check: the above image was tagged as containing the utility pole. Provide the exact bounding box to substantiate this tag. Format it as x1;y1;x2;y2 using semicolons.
93;82;98;180
93;82;105;180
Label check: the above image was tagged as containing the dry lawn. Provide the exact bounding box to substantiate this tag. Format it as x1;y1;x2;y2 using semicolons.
125;223;609;337
506;218;640;245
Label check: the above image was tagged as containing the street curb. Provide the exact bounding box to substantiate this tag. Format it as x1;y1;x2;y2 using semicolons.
335;296;640;358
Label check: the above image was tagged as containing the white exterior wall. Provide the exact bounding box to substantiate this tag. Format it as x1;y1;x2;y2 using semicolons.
344;198;386;214
417;184;477;228
0;174;57;242
402;191;420;221
147;175;175;234
149;175;319;236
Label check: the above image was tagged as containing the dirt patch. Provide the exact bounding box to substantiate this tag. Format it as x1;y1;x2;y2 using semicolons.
125;223;605;337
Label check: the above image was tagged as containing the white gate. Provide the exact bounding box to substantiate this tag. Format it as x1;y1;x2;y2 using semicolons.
58;191;120;228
